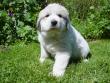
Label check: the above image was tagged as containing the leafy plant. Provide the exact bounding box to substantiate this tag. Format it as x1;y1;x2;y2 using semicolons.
0;0;110;45
17;24;37;42
0;0;41;45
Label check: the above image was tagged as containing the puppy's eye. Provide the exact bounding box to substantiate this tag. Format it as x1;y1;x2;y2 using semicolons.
45;14;49;17
58;14;62;18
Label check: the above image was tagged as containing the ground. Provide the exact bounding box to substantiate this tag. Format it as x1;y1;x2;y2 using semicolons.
0;40;110;83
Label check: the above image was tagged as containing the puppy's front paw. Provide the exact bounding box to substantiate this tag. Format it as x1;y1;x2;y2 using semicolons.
83;59;88;63
52;69;65;77
39;58;45;63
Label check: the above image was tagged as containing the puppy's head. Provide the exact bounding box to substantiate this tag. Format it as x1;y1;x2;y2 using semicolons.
37;3;70;32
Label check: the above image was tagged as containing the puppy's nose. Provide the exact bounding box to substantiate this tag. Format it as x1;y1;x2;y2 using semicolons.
51;20;57;26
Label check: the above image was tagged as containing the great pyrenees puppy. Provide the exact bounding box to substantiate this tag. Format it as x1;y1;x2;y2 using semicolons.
37;3;91;77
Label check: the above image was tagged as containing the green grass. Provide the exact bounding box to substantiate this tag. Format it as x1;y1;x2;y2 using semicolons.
0;40;110;83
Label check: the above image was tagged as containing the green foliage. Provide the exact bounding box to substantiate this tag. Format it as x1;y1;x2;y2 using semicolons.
0;10;17;45
0;0;41;45
17;25;37;42
82;3;110;39
63;0;110;39
0;0;110;45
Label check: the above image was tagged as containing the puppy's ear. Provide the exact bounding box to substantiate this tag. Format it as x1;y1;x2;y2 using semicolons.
36;17;41;31
66;17;71;30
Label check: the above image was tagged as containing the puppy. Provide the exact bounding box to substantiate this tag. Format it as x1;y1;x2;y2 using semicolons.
37;3;90;77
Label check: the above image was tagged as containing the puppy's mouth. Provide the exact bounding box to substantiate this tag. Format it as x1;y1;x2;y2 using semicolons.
49;27;60;31
41;28;58;32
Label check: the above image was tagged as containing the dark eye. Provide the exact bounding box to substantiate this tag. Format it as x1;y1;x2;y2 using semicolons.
58;14;62;18
45;14;49;17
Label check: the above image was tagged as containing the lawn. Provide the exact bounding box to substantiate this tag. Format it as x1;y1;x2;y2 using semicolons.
0;40;110;83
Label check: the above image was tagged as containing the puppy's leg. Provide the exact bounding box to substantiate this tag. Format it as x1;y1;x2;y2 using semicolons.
52;52;70;77
40;45;48;63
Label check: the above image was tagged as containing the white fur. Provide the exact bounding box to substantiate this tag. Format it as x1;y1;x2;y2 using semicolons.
37;3;90;77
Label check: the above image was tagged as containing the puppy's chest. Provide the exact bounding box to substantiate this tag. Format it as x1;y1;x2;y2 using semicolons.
46;44;56;55
42;32;71;55
44;40;61;55
44;40;67;55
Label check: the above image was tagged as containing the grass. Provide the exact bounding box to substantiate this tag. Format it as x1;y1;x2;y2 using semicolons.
0;40;110;83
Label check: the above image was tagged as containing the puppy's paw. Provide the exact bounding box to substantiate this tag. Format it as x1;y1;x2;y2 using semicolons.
83;59;88;63
52;70;65;77
39;58;45;63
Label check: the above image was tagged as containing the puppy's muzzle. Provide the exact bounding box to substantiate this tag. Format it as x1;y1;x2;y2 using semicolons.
51;20;57;26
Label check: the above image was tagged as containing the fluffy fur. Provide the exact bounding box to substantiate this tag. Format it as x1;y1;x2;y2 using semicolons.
37;3;90;77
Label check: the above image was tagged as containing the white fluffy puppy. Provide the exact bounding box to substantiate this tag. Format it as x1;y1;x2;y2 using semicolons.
37;3;91;77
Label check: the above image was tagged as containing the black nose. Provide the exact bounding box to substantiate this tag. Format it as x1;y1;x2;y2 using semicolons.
51;20;57;26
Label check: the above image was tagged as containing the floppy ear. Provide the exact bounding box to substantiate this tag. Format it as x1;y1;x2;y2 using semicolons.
36;17;41;31
66;17;71;30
